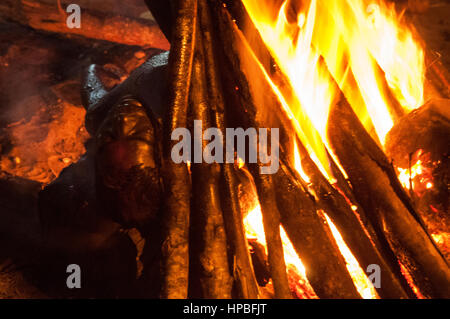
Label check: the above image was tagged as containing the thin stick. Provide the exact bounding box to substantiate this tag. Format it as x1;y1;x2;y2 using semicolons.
159;0;197;299
250;170;293;299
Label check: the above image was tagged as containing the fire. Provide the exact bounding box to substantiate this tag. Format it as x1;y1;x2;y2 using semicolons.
243;204;317;298
293;140;310;183
324;213;378;299
397;160;423;190
243;202;379;298
240;0;427;299
242;0;425;173
396;149;434;194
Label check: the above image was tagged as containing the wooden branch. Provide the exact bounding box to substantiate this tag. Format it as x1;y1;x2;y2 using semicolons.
250;170;292;299
159;0;197;299
0;0;169;49
199;0;260;299
189;22;232;298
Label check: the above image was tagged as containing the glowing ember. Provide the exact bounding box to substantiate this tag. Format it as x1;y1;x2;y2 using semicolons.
0;101;88;184
396;149;434;194
399;262;426;299
397;159;423;189
432;233;446;245
237;156;246;169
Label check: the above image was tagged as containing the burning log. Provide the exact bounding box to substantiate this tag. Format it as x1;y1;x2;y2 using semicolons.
188;25;233;299
385;98;450;262
197;0;260;298
327;91;450;298
159;0;197;299
386;98;450;170
0;0;169;49
289;137;414;298
273;165;361;298
217;164;260;299
249;170;293;299
247;239;271;287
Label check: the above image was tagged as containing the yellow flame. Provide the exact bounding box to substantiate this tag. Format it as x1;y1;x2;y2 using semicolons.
431;233;446;245
244;205;307;277
242;0;425;169
244;204;318;298
293;140;311;183
244;204;378;298
324;213;378;299
240;0;426;299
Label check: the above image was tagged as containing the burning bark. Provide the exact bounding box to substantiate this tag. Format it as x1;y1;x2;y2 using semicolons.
250;171;293;299
385;98;450;262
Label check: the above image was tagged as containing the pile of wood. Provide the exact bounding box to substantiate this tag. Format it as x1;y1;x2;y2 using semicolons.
1;0;449;299
139;0;450;299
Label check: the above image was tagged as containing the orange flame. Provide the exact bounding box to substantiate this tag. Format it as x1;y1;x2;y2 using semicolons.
243;204;317;298
396;150;434;194
242;0;425;170
241;0;427;299
324;213;378;299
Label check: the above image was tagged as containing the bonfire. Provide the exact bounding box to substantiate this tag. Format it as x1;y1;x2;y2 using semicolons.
0;0;449;299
